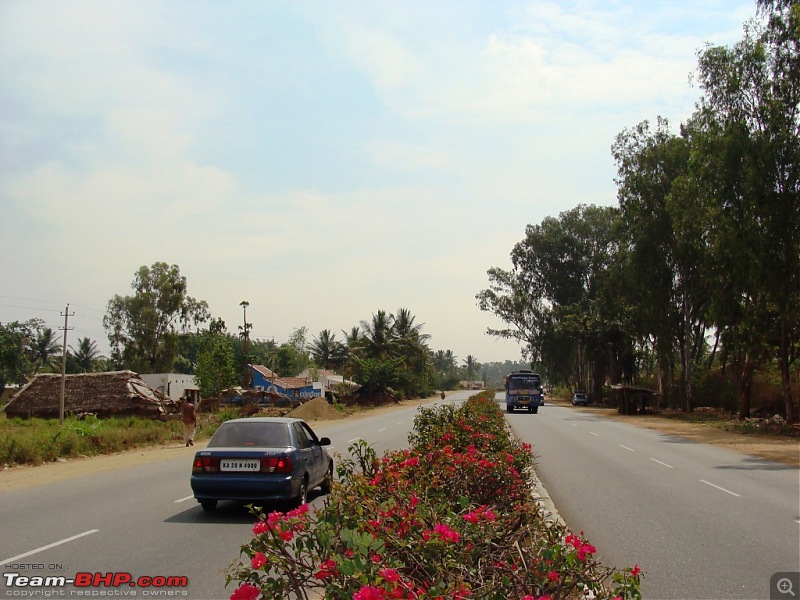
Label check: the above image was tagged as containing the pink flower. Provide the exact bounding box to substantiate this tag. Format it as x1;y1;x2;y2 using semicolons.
379;568;400;583
230;583;260;600
286;503;310;518
279;529;294;542
425;523;460;543
576;542;596;561
353;585;387;600
314;558;338;580
251;521;269;535
250;552;267;569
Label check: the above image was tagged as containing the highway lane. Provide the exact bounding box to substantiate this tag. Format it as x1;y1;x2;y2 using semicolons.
0;393;468;600
505;403;800;600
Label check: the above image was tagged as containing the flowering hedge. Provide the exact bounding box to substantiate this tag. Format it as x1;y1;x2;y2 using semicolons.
227;391;642;599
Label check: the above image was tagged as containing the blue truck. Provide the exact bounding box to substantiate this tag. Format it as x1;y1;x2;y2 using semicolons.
505;370;544;414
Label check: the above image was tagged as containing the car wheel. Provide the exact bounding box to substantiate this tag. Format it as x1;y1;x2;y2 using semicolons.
320;462;334;494
531;406;539;414
200;500;217;511
295;476;308;507
507;405;514;413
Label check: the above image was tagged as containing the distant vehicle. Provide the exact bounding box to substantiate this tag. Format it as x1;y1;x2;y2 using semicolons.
572;391;589;406
505;370;544;414
191;417;333;511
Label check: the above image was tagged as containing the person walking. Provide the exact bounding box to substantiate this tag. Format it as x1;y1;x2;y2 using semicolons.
181;397;196;447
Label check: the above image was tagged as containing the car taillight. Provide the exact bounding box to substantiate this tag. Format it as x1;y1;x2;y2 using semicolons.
192;456;219;473
260;456;292;474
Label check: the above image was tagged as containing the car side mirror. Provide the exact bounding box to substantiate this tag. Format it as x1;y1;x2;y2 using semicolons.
319;437;331;446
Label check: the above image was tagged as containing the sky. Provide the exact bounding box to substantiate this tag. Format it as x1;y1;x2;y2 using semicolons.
0;0;757;366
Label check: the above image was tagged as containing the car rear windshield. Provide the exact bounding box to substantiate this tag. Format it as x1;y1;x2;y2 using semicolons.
208;422;291;448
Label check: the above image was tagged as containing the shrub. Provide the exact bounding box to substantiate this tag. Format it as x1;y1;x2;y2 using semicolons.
227;391;642;599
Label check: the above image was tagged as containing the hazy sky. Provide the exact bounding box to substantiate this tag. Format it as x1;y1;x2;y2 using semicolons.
1;0;756;365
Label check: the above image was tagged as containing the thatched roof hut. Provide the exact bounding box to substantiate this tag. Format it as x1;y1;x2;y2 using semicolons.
4;371;176;420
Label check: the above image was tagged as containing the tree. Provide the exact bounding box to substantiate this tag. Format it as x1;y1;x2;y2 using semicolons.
310;329;348;370
194;333;238;398
0;320;39;396
70;337;103;373
613;120;712;411
692;2;800;421
103;262;210;373
358;310;395;360
33;327;62;374
463;355;479;384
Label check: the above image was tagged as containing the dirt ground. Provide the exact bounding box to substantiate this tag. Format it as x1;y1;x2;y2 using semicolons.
561;401;799;467
2;393;797;493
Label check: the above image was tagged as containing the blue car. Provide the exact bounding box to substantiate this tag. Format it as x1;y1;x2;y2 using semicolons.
191;417;333;511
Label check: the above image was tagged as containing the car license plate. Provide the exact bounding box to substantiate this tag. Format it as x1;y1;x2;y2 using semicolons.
220;459;260;472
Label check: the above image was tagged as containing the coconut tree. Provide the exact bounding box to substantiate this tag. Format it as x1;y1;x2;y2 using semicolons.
70;337;103;373
310;329;348;371
33;327;62;374
358;310;395;360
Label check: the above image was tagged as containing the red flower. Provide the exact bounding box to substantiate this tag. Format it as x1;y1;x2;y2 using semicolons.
631;564;641;577
353;585;387;600
230;583;260;600
279;529;294;542
250;552;267;569
314;558;339;580
547;570;559;582
251;521;269;535
379;568;401;583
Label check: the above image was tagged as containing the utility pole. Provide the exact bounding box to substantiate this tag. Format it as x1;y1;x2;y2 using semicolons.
59;303;74;424
240;301;251;388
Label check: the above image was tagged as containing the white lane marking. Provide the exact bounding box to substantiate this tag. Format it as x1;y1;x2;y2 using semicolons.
700;480;741;497
397;421;404;425
346;438;361;444
619;445;635;452
571;424;578;428
175;495;195;503
0;530;99;566
590;432;600;437
795;519;800;525
650;458;674;469
377;428;387;432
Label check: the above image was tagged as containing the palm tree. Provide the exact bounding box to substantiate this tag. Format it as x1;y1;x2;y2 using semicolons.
433;349;458;374
70;337;103;373
463;355;479;385
358;310;395;360
310;329;348;370
33;327;62;373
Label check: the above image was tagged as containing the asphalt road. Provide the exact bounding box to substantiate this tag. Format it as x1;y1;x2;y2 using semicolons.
0;393;470;600
2;393;796;600
504;403;800;600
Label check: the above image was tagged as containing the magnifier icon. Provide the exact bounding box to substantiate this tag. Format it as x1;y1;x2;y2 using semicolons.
778;578;796;597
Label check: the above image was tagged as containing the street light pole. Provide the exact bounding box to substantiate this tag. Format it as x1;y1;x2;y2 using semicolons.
240;301;250;388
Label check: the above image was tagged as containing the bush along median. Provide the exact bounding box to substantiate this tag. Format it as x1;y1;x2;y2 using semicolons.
226;391;642;600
